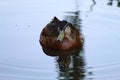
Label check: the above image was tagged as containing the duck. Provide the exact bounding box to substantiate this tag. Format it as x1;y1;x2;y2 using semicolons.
39;17;83;71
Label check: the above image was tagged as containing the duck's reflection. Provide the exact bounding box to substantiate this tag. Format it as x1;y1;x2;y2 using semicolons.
56;44;85;80
56;11;86;80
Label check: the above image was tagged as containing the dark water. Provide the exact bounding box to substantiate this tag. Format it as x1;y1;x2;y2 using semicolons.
0;0;120;80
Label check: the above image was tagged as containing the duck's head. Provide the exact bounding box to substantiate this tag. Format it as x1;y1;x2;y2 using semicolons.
50;17;72;42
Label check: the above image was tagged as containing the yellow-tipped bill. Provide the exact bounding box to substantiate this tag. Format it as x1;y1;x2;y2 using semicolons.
57;30;65;42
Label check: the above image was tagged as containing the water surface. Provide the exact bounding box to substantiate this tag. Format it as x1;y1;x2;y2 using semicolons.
0;0;120;80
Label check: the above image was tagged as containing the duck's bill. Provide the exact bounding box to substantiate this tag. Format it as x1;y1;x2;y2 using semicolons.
57;30;65;42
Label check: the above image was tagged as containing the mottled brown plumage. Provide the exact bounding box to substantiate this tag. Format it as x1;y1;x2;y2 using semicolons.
39;17;82;56
39;17;83;71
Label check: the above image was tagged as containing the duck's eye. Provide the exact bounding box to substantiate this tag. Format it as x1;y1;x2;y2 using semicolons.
57;27;61;32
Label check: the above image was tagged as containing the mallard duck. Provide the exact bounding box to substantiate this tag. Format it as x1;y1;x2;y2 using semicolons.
39;17;83;71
